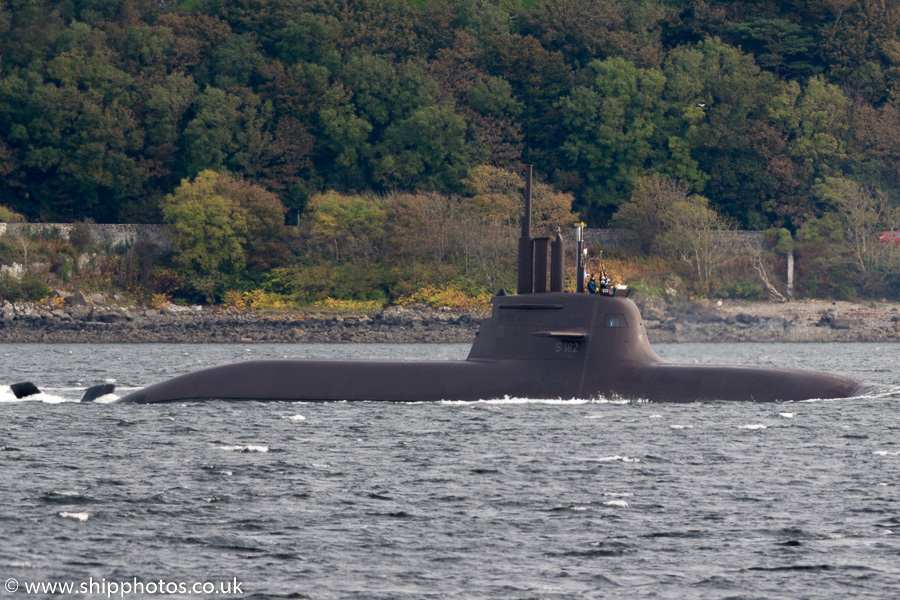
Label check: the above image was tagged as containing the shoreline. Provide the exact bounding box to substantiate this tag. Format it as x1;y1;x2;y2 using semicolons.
1;298;898;344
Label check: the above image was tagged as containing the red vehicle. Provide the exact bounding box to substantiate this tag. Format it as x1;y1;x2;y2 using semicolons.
878;231;900;245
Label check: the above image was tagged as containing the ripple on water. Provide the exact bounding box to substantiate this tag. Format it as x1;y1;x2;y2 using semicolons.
1;342;899;599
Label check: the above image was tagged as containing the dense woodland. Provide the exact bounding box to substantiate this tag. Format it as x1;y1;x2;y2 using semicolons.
1;0;899;305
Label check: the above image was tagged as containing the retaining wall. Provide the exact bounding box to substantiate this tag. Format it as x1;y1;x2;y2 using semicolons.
0;223;766;253
0;223;170;251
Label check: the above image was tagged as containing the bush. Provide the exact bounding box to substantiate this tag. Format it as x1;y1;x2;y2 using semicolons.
0;205;26;223
22;275;50;301
314;297;384;312
0;273;50;302
150;268;183;294
397;284;492;309
69;220;97;252
0;274;24;302
222;289;288;311
0;237;16;264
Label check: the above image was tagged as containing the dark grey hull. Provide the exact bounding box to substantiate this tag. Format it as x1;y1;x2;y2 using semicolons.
115;359;862;404
115;293;864;404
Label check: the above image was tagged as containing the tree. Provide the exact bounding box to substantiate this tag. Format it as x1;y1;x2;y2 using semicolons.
211;33;266;89
454;0;520;42
302;191;388;265
142;72;199;184
374;104;476;192
211;172;288;269
484;34;573;167
276;14;341;67
610;173;692;254
0;204;26;222
557;57;668;224
784;77;851;180
815;177;898;273
518;0;667;70
161;170;285;301
818;0;900;103
426;31;523;168
462;165;575;235
162;170;248;301
727;17;816;77
182;86;275;179
659;194;733;294
848;100;900;189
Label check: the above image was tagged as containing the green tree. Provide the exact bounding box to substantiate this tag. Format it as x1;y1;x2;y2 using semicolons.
182;86;275;178
771;76;851;220
374;104;476;192
819;0;900;103
276;14;341;69
518;0;667;70
162;170;248;301
0;204;26;222
143;72;199;171
557;57;669;224
663;37;787;228
485;34;573;167
211;33;266;89
302;191;388;266
161;170;285;300
454;0;520;42
727;17;816;78
315;82;374;185
427;31;524;168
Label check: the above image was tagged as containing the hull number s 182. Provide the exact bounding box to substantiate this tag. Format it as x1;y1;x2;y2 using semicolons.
555;341;579;354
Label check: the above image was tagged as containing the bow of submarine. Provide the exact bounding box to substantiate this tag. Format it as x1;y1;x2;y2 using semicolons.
613;362;865;403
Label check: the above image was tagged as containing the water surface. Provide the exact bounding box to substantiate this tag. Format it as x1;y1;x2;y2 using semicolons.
1;343;898;599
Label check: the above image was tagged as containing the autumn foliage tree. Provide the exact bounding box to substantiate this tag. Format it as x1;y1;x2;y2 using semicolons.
162;169;285;301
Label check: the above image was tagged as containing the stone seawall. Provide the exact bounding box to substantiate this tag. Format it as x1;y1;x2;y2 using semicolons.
1;222;766;254
0;222;170;251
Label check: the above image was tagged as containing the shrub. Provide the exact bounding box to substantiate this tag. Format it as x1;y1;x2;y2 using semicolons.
20;274;50;302
397;284;492;309
69;220;97;252
0;274;24;302
223;290;247;310
0;205;26;223
223;289;287;311
314;297;384;312
149;294;171;309
151;268;183;294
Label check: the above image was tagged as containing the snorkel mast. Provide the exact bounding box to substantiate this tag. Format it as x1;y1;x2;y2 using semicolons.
517;165;565;295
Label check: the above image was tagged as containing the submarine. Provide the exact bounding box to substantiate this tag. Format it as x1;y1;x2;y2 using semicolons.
10;168;864;404
109;167;862;404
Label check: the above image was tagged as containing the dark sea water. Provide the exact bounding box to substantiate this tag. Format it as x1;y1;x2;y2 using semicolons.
1;342;899;600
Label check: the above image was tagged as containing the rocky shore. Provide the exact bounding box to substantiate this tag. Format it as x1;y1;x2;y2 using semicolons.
1;291;898;344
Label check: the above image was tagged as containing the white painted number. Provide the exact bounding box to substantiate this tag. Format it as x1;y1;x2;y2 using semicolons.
555;341;579;354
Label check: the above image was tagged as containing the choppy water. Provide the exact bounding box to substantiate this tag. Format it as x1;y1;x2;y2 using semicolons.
1;343;899;599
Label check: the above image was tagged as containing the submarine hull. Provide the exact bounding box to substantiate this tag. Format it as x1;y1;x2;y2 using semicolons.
115;358;863;404
114;293;864;404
